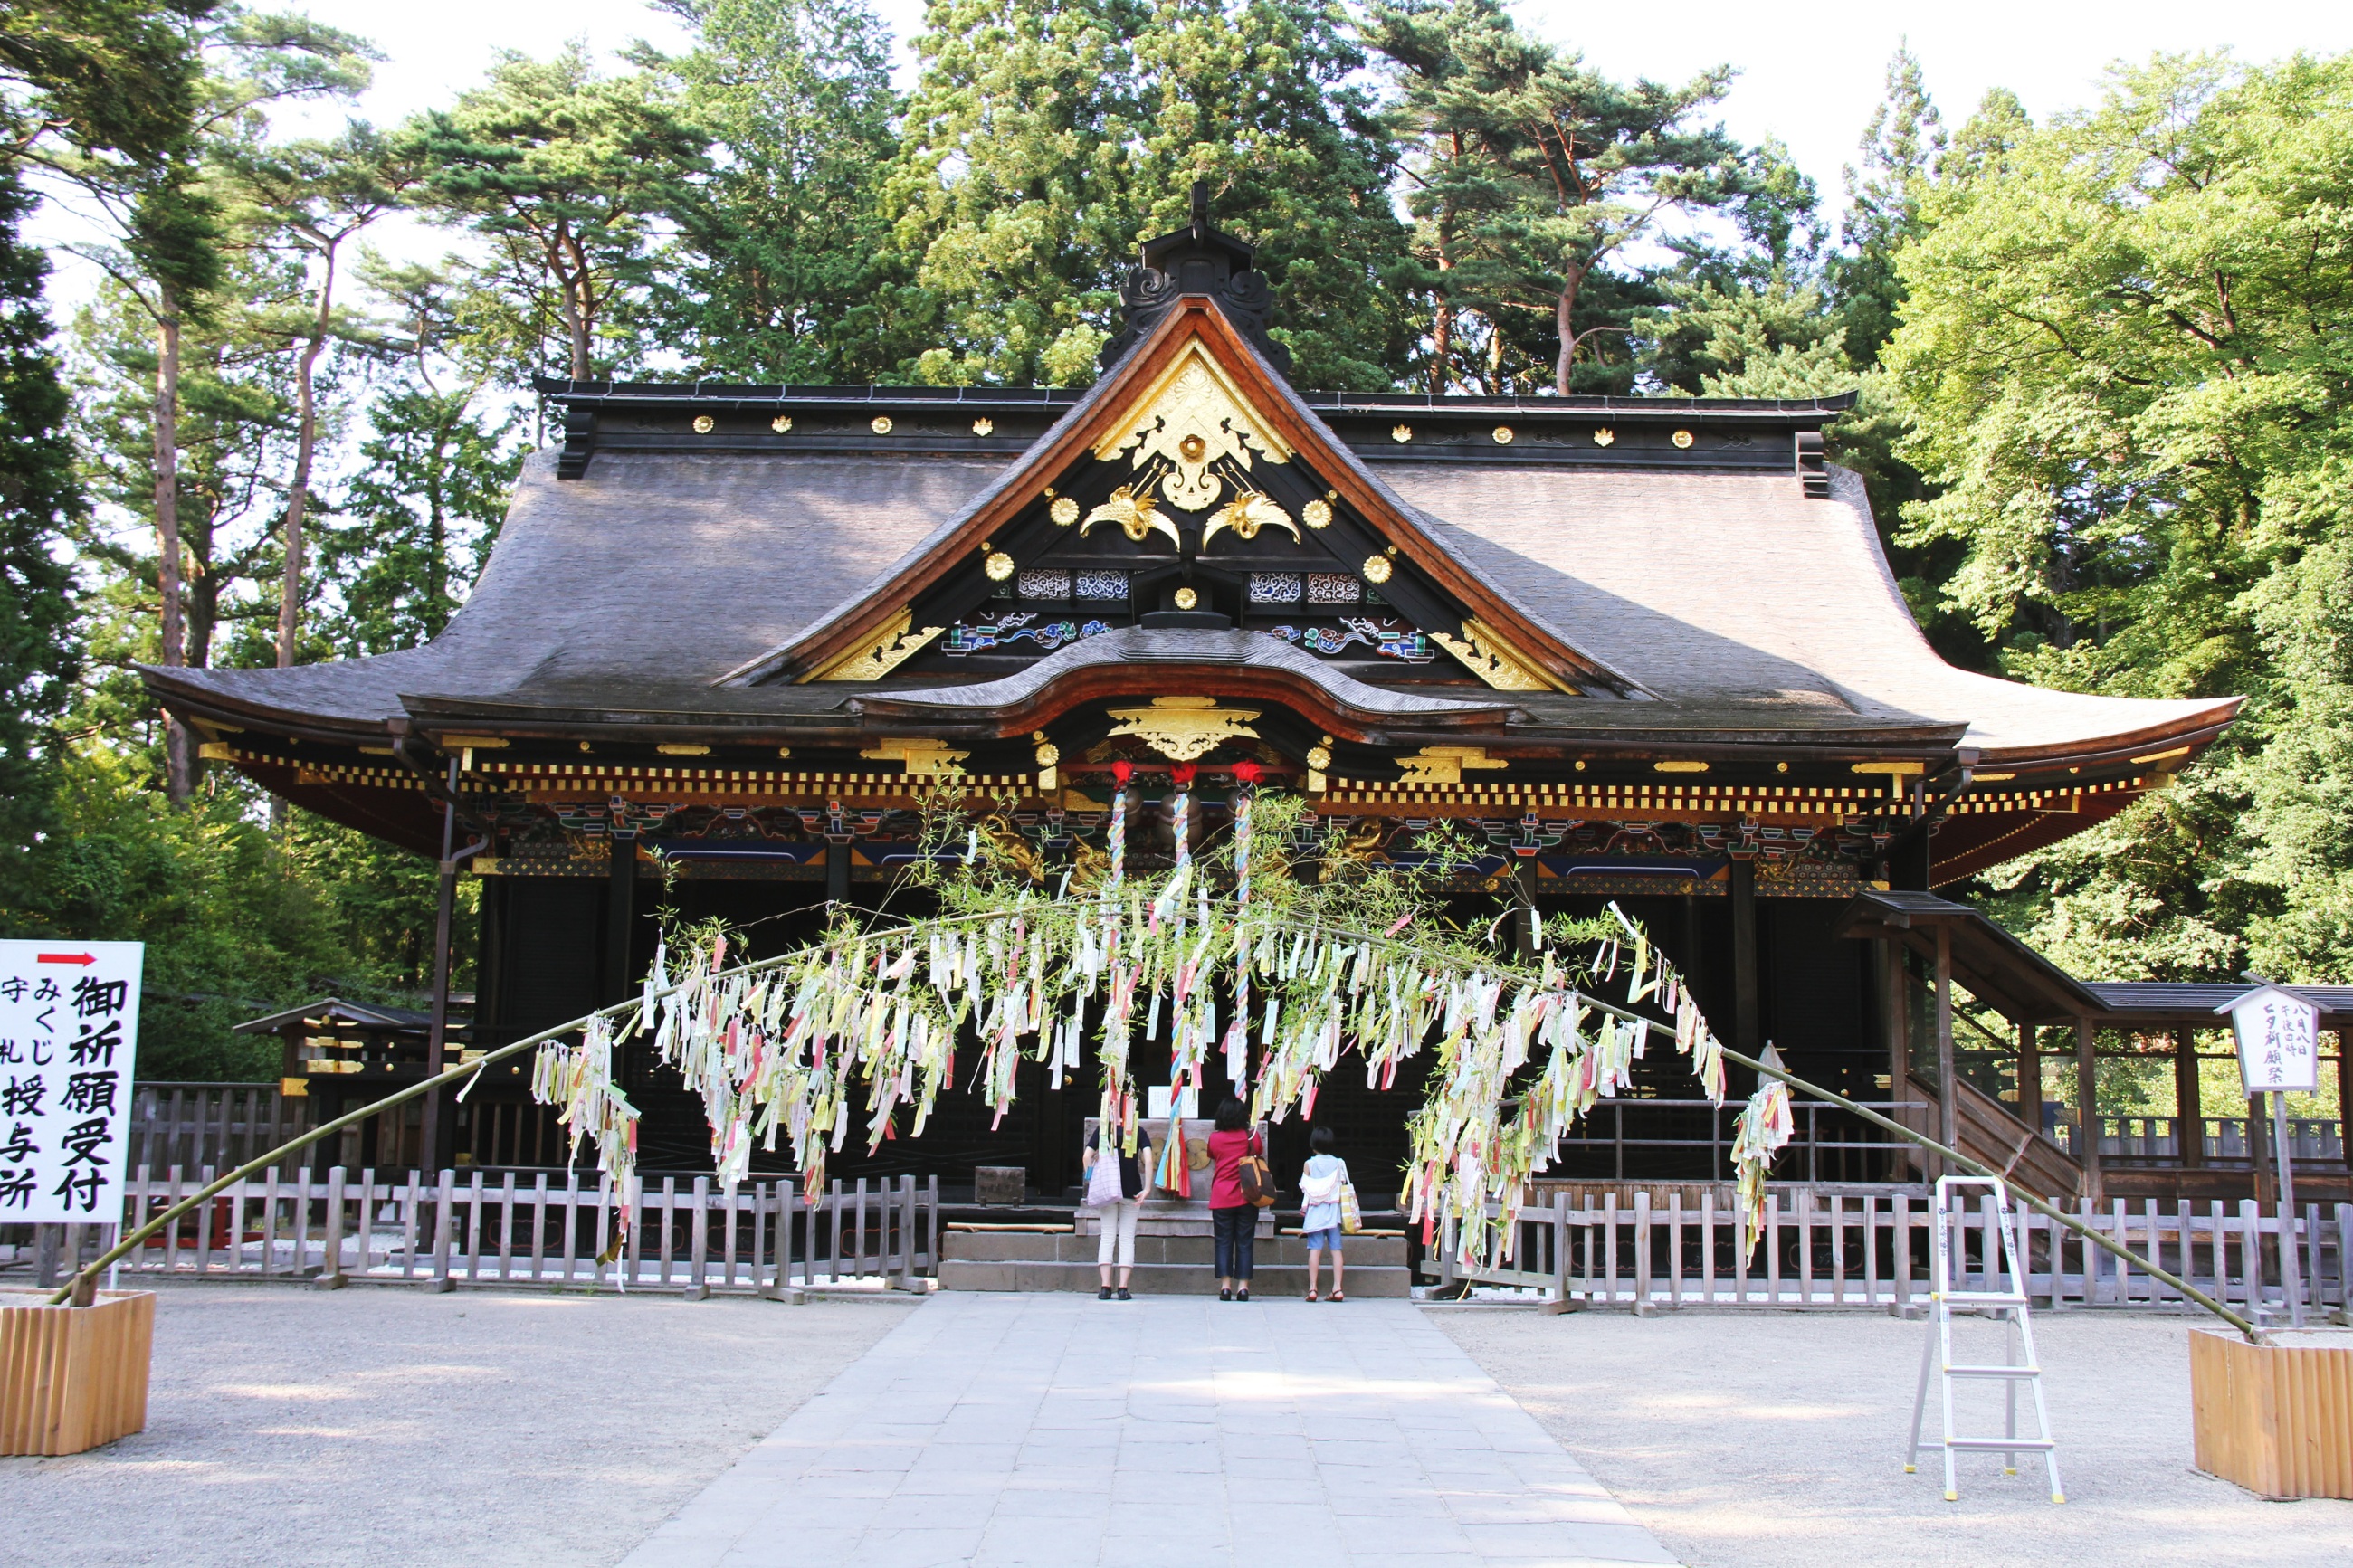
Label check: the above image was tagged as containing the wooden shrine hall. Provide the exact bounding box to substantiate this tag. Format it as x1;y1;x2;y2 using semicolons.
146;191;2249;1202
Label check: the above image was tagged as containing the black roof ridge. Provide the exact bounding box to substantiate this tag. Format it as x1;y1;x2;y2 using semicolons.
532;375;1859;419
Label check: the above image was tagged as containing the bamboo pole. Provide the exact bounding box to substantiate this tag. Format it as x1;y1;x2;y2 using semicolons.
51;896;2263;1340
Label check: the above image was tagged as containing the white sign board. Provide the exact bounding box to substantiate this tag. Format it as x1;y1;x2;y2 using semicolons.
0;940;143;1222
2224;985;2320;1095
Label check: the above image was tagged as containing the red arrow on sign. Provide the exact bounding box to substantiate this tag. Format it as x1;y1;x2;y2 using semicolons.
35;952;96;965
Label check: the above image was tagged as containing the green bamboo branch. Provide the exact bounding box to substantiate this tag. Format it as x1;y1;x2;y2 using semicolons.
1702;1036;2263;1341
45;948;812;1307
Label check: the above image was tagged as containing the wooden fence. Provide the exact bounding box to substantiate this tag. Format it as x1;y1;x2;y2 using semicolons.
15;1167;939;1298
129;1083;314;1177
1442;1183;2353;1322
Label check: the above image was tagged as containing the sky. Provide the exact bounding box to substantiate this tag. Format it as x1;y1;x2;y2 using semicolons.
33;0;2353;309
275;0;2353;196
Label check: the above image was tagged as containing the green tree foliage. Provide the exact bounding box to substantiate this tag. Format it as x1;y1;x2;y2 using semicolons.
0;166;78;908
1130;0;1408;390
329;262;524;655
1373;0;1751;395
1888;53;2353;982
885;0;1409;389
406;43;709;381
640;0;904;382
882;0;1157;387
1828;43;1943;370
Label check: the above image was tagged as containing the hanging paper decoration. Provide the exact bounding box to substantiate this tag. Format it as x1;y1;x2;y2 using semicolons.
1730;1045;1796;1253
519;791;1783;1261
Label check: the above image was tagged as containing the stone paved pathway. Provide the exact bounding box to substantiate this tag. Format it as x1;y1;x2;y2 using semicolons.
620;1293;1676;1568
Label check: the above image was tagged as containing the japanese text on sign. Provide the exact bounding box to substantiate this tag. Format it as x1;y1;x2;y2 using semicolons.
2226;985;2320;1095
0;940;143;1222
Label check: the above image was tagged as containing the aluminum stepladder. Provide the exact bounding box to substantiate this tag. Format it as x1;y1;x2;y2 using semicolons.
1905;1174;2064;1503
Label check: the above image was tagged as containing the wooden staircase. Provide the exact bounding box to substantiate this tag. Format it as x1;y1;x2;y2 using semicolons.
1901;1073;2086;1202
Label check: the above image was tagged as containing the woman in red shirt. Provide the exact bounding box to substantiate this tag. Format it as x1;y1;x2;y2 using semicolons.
1205;1097;1264;1301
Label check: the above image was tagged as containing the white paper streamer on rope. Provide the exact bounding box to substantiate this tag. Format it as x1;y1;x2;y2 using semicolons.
521;826;1758;1257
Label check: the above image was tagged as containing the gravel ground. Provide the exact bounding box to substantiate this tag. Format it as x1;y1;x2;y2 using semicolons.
1;1281;912;1568
1434;1306;2353;1568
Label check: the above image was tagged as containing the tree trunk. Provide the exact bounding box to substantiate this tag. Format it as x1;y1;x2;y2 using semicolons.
1551;263;1586;396
278;246;338;670
152;298;193;802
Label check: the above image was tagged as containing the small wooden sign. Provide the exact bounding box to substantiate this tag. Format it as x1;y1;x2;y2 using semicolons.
2221;984;2320;1094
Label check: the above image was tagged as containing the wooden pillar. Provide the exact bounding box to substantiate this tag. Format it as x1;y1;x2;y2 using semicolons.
2340;1029;2352;1173
1934;925;1957;1166
422;761;460;1174
2018;1021;2042;1131
1881;941;1914;1183
2175;1026;2205;1169
824;834;852;906
605;829;637;1006
1730;859;1759;1055
2075;1017;2102;1203
2248;1086;2274;1207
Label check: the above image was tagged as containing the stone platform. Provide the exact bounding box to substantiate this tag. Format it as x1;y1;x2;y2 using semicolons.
939;1222;1411;1297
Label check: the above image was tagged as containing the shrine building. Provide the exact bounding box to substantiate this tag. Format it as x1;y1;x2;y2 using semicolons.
146;195;2253;1204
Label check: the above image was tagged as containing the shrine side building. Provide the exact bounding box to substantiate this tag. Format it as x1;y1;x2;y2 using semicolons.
146;207;2247;1201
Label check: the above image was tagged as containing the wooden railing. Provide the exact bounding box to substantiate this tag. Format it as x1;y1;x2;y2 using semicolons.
1439;1183;2353;1323
10;1167;939;1297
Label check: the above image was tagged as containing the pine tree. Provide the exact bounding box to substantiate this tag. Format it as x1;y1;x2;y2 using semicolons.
407;44;709;381
882;0;1154;386
1828;43;1944;368
1373;0;1748;395
1131;0;1408;389
641;0;905;382
0;166;79;899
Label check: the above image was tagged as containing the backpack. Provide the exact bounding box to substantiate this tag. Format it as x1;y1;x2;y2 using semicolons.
1236;1148;1276;1208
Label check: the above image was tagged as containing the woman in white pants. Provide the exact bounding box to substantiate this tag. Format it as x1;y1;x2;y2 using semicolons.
1081;1123;1154;1300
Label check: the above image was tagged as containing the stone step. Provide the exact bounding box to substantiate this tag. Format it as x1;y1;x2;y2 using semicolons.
938;1258;1412;1297
943;1231;1407;1267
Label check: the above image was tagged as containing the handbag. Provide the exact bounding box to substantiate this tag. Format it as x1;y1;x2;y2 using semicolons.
1083;1140;1124;1206
1339;1181;1362;1235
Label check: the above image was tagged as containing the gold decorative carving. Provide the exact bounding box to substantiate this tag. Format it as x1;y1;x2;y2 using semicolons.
1396;746;1509;786
1362;554;1392;584
1081;484;1181;548
972;417;995;435
1202;491;1299;549
858;736;970;775
1672;429;1694;449
1592;428;1614;447
985;551;1016;581
811;607;945;681
655;743;710;756
1391;424;1412;443
1173;586;1198;610
1050;495;1080;526
1653;759;1708;773
871;416;893;434
771;415;793;433
692;415;715;433
1431;617;1561;692
1492;425;1514;445
1091;339;1292;513
1104;696;1261;762
1302;499;1332;528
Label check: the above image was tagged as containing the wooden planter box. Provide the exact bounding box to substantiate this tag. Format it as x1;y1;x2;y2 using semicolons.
2191;1326;2353;1498
0;1290;155;1456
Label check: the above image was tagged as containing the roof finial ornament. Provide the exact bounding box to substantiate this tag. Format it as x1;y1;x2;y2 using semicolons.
1100;180;1292;378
